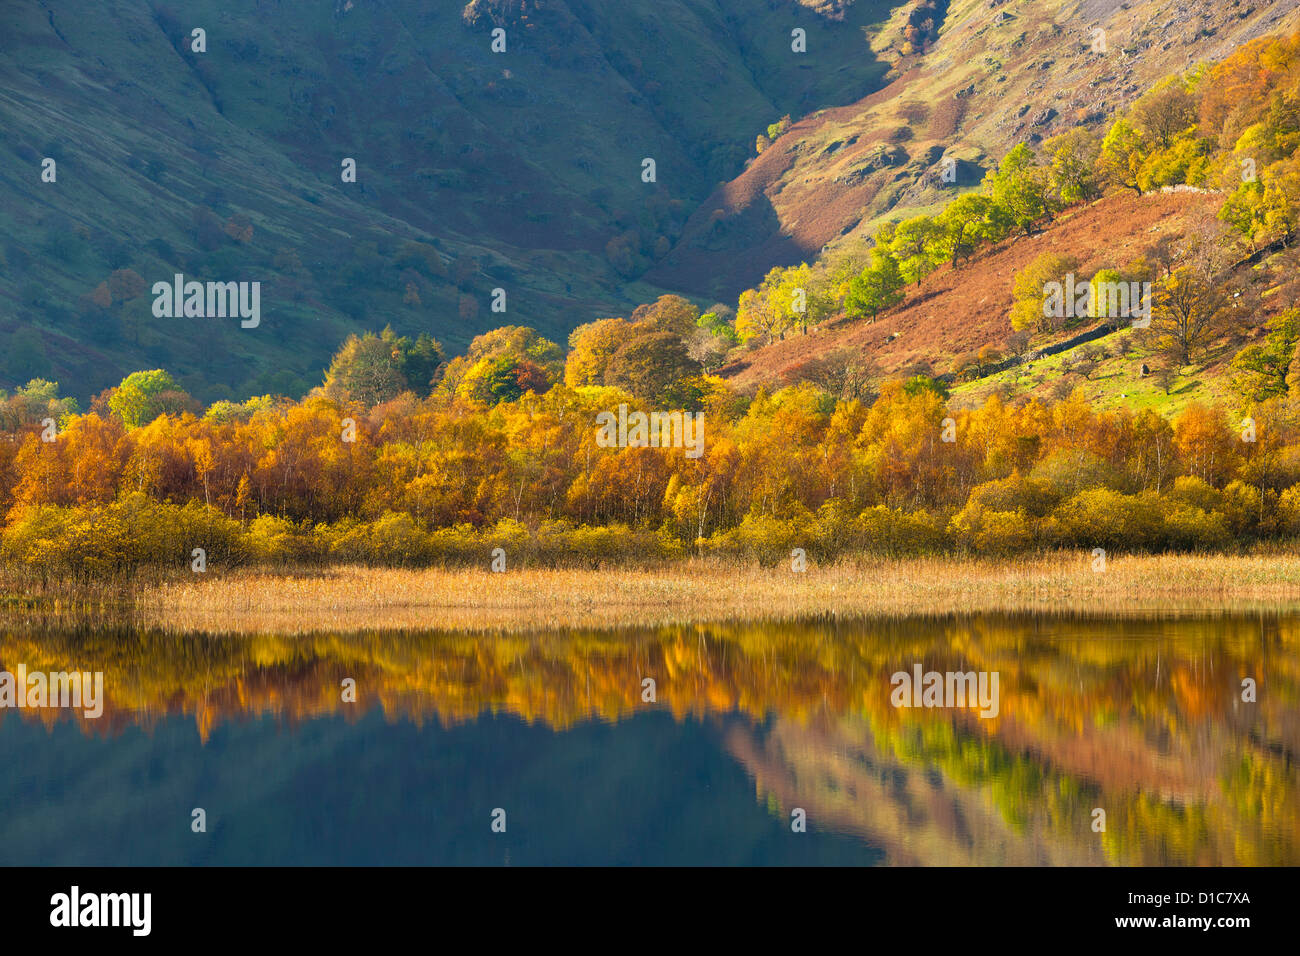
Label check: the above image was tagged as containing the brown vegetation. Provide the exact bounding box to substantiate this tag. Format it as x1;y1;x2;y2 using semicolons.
130;553;1300;635
720;191;1212;390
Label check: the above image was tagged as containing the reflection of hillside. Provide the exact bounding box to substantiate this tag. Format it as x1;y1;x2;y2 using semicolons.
3;613;1299;864
728;705;1300;865
725;716;1104;866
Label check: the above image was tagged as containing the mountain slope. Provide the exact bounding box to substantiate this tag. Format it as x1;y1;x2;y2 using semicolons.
0;0;894;402
719;189;1212;385
648;0;1300;301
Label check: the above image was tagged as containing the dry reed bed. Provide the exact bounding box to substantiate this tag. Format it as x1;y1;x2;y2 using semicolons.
131;553;1300;635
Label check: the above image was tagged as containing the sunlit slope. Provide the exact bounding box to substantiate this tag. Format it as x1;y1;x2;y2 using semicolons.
651;0;1300;300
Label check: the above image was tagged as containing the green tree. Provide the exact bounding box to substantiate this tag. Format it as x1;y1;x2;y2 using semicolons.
1088;268;1126;323
323;326;443;406
984;144;1054;236
0;378;79;431
1229;308;1300;403
404;333;446;394
1010;253;1078;333
475;356;550;405
775;263;817;334
1098;118;1149;195
889;216;942;285
736;268;795;344
934;193;1004;267
844;248;904;319
441;326;564;400
1044;128;1102;203
1218;177;1270;250
3;328;52;382
697;306;739;344
109;370;192;429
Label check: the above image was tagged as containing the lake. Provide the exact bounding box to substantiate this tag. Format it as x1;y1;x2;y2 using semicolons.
1;612;1296;865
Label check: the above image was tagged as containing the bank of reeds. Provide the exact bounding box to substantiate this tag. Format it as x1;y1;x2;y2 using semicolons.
115;551;1300;634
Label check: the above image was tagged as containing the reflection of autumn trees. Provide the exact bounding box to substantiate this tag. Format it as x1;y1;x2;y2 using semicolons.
2;613;1298;864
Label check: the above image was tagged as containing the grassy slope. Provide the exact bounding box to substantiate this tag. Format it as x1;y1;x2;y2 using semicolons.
4;0;1295;406
950;326;1236;418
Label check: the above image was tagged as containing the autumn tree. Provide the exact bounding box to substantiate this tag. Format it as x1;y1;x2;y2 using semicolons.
630;294;700;338
107;268;147;302
1010;253;1079;333
1148;267;1229;366
687;327;733;372
1129;77;1199;150
566;318;633;387
1173;402;1238;486
604;331;702;405
476;356;551;404
736;282;784;345
790;349;879;403
0;379;80;431
1006;329;1033;362
441;326;563;404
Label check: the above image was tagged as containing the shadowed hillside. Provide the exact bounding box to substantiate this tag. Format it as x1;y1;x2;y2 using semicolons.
0;0;894;402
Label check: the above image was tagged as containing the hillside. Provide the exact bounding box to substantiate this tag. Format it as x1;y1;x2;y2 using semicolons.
5;0;1298;406
0;0;895;403
650;0;1300;301
718;186;1300;415
719;190;1207;380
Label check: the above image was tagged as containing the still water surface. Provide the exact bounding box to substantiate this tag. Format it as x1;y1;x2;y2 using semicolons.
1;612;1296;865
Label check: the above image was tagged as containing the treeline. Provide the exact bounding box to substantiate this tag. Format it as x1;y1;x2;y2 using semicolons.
4;363;1300;572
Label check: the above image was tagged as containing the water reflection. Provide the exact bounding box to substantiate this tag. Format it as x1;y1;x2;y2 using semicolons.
1;612;1296;865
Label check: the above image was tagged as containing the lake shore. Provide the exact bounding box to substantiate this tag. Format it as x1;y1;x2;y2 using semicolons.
97;552;1300;634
